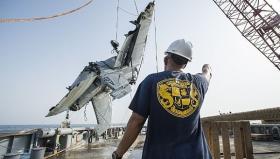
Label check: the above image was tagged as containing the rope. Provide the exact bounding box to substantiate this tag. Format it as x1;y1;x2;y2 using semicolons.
153;2;159;73
133;0;139;15
0;144;8;149
0;0;94;23
44;141;85;159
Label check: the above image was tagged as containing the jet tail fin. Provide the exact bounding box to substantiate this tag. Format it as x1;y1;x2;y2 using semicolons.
92;92;112;136
113;2;155;68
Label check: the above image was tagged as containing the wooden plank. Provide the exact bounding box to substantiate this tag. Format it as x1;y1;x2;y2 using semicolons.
203;121;215;157
221;122;231;159
211;122;220;159
202;121;212;149
241;128;246;158
208;122;214;156
233;122;243;159
241;121;254;159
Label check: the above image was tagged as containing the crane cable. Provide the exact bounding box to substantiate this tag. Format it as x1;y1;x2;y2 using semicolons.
118;7;138;16
115;0;120;41
119;0;141;123
153;1;159;73
0;0;94;23
133;0;139;15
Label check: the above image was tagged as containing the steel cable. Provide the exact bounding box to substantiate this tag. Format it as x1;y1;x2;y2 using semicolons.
115;0;120;41
153;1;159;73
133;0;139;15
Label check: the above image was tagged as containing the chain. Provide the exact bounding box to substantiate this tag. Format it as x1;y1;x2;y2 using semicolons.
84;104;88;121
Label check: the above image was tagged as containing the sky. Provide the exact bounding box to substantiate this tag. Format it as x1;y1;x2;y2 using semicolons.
0;0;280;125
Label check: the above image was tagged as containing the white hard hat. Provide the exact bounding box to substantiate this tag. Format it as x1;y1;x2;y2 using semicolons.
165;39;193;61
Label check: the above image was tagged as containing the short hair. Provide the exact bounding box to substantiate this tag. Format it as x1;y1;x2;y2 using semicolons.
169;53;189;65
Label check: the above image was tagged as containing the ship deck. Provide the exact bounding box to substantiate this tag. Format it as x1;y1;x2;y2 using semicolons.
48;135;145;159
48;135;280;159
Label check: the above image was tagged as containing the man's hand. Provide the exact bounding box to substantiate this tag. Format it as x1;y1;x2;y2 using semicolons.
202;64;212;82
112;151;122;159
113;112;146;158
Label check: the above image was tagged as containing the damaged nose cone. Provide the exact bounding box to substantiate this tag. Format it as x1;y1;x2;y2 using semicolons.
45;112;53;117
45;106;56;117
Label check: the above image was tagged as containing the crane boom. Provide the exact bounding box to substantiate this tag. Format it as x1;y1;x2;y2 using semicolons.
213;0;280;70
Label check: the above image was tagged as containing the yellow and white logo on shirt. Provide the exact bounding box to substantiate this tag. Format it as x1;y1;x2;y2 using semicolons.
157;78;200;118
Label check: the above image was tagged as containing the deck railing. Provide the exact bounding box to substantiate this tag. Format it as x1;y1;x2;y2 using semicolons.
0;127;125;158
202;121;254;159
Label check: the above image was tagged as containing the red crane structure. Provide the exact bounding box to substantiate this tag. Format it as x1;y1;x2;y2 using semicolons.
213;0;280;70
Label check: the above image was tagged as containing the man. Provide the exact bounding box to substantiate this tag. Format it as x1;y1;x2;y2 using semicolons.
112;39;213;159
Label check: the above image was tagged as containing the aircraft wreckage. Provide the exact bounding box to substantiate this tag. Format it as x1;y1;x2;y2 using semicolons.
46;2;155;135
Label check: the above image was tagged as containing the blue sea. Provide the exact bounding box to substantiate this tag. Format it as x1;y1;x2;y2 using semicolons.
0;124;95;134
0;123;125;134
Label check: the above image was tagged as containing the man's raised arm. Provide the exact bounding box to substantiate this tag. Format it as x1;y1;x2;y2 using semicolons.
202;64;212;83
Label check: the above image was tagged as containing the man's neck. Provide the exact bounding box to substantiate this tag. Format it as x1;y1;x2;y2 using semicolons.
164;66;182;72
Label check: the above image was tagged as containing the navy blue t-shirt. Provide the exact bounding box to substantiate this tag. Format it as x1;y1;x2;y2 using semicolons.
129;71;212;159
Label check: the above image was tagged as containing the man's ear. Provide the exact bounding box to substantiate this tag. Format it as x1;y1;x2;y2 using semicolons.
164;56;168;66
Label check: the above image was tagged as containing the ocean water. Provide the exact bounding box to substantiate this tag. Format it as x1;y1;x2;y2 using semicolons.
0;124;95;134
0;123;125;134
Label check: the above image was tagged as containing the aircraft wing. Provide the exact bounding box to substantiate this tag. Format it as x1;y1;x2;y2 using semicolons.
46;71;97;117
92;92;112;135
114;2;154;68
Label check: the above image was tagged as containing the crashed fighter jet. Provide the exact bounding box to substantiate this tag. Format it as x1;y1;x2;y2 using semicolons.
46;2;154;135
